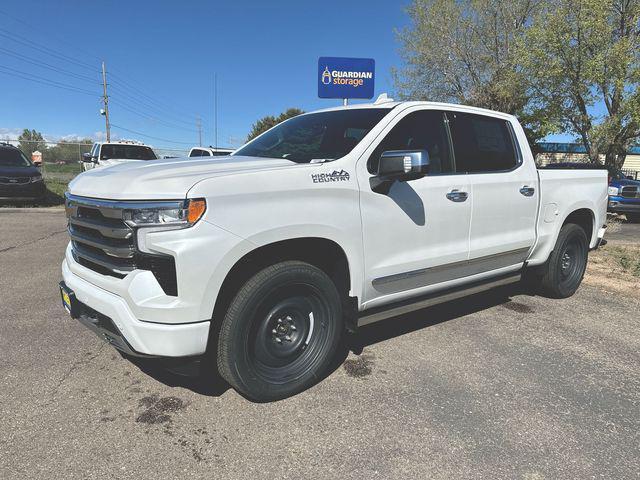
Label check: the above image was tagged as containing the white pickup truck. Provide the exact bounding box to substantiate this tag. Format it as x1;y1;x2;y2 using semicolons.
60;98;607;401
81;141;158;171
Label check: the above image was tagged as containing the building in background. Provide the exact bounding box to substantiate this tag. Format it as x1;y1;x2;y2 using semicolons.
536;143;640;178
31;150;42;166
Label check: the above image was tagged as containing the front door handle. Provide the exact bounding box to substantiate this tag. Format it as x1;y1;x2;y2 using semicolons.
520;186;535;197
446;189;468;202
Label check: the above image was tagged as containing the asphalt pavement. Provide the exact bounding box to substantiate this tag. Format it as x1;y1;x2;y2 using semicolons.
1;209;639;479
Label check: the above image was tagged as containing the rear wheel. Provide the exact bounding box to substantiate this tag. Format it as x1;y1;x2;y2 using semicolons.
217;261;343;402
538;223;589;298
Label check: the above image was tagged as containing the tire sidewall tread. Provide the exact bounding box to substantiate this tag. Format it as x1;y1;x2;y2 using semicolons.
217;261;343;402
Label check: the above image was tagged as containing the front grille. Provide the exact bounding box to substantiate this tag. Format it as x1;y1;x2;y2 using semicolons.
621;186;639;198
65;194;178;296
0;176;30;184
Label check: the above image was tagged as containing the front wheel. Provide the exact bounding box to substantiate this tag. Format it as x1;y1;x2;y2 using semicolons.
217;261;343;402
538;223;589;298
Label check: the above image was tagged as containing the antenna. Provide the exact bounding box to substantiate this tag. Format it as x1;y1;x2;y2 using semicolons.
214;73;218;151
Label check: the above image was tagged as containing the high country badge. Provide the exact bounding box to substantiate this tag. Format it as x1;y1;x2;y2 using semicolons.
311;170;351;183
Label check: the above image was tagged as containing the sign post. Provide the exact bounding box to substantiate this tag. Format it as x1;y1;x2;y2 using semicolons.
318;57;375;104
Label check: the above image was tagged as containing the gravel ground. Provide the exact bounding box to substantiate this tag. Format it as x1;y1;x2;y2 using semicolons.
1;210;639;479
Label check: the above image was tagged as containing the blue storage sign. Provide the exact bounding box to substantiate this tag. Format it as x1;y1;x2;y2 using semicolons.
318;57;375;99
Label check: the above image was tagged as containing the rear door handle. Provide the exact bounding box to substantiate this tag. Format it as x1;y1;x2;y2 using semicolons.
446;189;468;202
520;186;535;197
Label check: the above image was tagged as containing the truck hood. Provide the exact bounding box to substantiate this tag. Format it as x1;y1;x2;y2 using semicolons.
68;155;295;200
611;177;640;187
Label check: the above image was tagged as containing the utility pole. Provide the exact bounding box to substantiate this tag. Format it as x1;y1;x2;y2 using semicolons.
101;61;111;142
214;73;218;150
196;116;202;146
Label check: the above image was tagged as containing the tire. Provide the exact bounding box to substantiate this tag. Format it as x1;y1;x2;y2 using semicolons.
626;213;640;223
217;261;343;402
539;223;589;298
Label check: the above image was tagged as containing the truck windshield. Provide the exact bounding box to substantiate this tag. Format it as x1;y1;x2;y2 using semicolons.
100;145;157;160
234;108;390;163
0;148;32;167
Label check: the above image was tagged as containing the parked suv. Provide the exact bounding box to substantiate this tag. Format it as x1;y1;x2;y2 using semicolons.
60;98;607;401
81;141;157;171
0;143;45;202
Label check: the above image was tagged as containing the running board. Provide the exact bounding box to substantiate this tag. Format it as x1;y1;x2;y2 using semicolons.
357;273;522;327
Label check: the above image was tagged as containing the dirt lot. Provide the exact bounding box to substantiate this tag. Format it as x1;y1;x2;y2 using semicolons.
1;210;639;479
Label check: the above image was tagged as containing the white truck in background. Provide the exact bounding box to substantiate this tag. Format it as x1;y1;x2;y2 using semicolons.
81;140;158;171
188;146;235;157
60;96;607;401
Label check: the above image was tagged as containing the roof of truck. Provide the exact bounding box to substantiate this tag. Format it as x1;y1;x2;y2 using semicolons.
313;94;516;121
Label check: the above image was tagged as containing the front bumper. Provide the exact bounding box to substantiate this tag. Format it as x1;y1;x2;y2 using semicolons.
608;196;640;213
0;181;45;200
61;259;210;357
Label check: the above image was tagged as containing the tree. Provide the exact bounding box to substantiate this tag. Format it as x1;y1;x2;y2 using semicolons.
394;0;555;146
246;108;304;142
46;139;93;163
521;0;640;167
18;129;47;159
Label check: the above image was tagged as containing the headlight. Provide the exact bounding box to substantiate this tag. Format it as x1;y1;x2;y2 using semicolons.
123;198;206;228
608;186;620;196
30;175;43;183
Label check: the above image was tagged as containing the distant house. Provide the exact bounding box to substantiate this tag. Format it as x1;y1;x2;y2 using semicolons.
31;150;42;166
536;143;640;174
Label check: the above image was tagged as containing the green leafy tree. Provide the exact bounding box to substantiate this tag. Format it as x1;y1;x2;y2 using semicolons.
246;108;304;142
46;139;93;163
521;0;640;167
394;0;556;147
18;128;47;159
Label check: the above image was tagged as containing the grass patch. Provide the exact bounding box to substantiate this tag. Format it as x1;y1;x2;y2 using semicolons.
608;246;640;277
41;162;83;205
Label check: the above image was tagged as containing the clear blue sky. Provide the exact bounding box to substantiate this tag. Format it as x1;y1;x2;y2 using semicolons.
0;0;411;151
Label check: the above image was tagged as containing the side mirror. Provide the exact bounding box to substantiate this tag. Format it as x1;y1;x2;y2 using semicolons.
370;150;430;194
81;153;94;163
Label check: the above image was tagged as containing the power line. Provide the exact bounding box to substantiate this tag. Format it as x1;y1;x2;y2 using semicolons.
0;14;203;134
110;123;193;145
0;27;96;72
0;46;99;84
0;65;98;96
0;8;104;65
109;83;199;127
110;99;199;133
109;71;202;121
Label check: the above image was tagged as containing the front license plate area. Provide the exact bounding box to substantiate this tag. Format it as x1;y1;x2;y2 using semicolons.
59;282;79;318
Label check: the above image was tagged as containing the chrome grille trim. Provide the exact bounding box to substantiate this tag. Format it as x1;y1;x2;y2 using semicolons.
65;193;136;276
0;176;30;184
71;243;135;276
621;186;639;198
68;216;133;239
64;193;180;295
68;227;135;258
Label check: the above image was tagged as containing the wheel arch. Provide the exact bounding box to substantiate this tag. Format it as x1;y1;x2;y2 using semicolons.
562;207;595;244
211;236;357;331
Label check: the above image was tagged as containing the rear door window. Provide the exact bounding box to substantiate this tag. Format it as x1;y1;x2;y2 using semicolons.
448;112;518;173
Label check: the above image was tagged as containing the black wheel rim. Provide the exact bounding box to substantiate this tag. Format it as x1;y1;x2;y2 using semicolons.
246;283;333;384
559;235;586;287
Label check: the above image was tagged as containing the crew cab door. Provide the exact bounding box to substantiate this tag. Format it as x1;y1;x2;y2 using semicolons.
357;107;471;307
447;111;538;270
